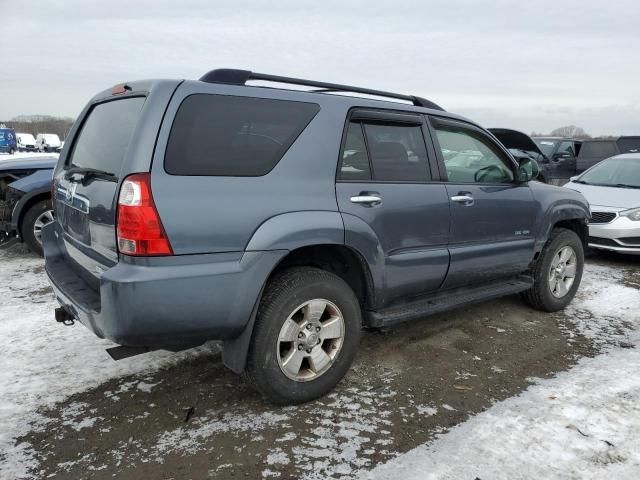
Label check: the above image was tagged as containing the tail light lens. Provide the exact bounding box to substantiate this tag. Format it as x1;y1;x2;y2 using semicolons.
116;173;172;256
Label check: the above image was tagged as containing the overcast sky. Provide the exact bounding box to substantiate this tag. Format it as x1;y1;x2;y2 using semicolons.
1;0;639;135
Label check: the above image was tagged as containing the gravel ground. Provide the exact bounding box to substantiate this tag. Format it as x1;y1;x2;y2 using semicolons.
1;245;638;479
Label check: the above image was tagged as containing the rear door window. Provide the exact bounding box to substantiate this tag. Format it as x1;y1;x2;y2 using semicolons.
165;94;320;176
339;122;371;181
364;124;431;182
338;120;431;182
69;97;146;177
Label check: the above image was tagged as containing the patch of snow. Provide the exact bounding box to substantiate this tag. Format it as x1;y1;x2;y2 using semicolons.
415;405;438;417
0;252;218;479
266;448;290;465
363;263;640;480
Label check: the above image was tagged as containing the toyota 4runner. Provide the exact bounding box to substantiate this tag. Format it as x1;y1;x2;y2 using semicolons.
43;69;590;404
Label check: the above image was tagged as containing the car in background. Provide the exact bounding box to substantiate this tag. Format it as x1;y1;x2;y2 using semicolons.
533;136;582;183
489;128;551;183
16;133;37;151
0;155;56;255
36;133;62;152
0;126;18;154
564;154;640;255
576;136;640;173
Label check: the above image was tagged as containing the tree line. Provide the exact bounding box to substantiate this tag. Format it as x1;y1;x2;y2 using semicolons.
0;115;75;140
530;125;617;140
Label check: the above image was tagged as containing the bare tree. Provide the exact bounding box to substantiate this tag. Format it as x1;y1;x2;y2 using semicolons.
549;125;591;139
1;115;75;140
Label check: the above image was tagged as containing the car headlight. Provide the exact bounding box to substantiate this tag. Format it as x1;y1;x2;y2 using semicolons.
620;207;640;221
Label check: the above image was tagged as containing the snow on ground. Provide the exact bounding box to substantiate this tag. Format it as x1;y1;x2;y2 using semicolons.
364;264;640;480
1;246;638;479
0;251;217;479
0;151;58;162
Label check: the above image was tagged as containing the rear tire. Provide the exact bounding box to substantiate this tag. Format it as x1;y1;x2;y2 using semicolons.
21;199;54;256
522;227;584;312
247;267;362;405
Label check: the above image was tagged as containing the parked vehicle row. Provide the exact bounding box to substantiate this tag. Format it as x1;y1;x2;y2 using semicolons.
4;70;635;403
40;69;591;404
0;126;63;153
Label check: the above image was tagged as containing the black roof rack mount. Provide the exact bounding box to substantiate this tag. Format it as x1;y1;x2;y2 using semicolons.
199;68;444;111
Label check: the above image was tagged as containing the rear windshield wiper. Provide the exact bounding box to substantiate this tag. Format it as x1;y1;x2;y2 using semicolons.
64;166;117;183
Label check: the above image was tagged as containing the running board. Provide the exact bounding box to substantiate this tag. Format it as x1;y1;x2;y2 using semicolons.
366;275;533;328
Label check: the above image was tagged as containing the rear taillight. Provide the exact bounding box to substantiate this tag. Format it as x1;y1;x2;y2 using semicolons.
116;173;172;256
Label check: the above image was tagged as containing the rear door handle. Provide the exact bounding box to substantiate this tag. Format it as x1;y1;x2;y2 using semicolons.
350;195;382;206
451;194;474;206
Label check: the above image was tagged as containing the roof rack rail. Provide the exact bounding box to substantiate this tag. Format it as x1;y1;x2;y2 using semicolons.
199;68;444;111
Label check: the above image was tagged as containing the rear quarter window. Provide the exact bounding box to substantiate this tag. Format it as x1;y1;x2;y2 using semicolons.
164;94;320;176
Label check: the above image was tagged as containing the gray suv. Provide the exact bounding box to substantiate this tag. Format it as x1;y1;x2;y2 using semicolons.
43;69;590;404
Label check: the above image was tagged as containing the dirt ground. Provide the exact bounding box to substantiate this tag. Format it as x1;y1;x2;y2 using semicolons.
10;250;640;480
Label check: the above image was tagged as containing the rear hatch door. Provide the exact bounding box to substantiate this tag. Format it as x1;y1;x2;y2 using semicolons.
52;81;180;288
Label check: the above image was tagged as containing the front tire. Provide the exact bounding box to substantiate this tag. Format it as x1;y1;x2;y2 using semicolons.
522;228;584;312
247;267;362;405
21;199;54;256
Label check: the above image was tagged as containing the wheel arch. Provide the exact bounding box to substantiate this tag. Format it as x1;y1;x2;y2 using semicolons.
15;190;51;238
223;242;376;374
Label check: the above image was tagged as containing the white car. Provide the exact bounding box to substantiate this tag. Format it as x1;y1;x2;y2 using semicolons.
564;153;640;255
36;133;61;152
16;133;37;151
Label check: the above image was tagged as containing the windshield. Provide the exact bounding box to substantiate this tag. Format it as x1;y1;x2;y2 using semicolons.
577;157;640;188
534;139;557;157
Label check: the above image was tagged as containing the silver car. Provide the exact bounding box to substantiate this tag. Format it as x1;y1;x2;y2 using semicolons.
564;154;640;255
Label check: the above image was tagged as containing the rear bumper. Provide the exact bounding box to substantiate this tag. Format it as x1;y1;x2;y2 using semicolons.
43;224;287;347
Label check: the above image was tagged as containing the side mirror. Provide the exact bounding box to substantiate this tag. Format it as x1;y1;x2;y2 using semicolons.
517;157;540;183
569;176;579;182
552;152;571;161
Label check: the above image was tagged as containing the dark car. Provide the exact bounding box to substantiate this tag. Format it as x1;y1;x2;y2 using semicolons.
532;136;582;183
489;128;554;184
0;156;56;255
43;69;589;404
577;136;640;173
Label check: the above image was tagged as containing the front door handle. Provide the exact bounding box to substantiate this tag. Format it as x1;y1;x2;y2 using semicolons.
350;195;382;206
451;194;474;206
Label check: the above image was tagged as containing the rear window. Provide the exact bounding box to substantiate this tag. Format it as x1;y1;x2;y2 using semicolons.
580;141;617;158
68;97;146;175
164;94;320;176
617;138;640;153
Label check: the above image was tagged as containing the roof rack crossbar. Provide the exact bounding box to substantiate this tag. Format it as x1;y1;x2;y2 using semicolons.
199;69;444;111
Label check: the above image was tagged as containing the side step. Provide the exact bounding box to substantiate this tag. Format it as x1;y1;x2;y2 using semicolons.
366;275;533;328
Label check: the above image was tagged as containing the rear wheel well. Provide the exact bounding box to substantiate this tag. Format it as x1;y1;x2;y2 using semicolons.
17;193;51;238
270;244;374;310
553;219;588;248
